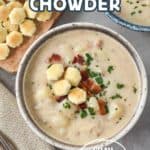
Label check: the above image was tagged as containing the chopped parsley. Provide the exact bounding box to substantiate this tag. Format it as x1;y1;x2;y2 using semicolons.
107;65;114;74
47;64;52;68
47;83;52;89
133;86;137;94
117;83;125;89
88;107;96;116
80;109;88;118
87;68;104;86
63;102;71;109
105;104;109;113
95;75;103;85
87;69;99;78
131;11;136;16
111;94;122;99
85;53;93;65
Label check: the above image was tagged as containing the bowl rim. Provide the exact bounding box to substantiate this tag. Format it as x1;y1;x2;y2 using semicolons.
105;12;150;32
16;22;148;150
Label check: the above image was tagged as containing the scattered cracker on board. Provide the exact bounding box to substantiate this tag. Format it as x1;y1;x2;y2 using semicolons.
0;0;62;73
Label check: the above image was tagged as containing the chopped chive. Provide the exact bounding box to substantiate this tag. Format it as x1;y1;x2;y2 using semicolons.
111;94;122;99
141;4;147;7
117;83;125;89
63;102;71;109
80;109;88;118
95;75;103;85
47;64;52;68
85;53;93;65
107;65;114;74
131;11;136;16
133;86;137;93
138;10;142;14
88;107;96;116
47;83;52;89
87;69;99;78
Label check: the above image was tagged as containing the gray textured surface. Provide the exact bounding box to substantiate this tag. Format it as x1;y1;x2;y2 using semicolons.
0;12;150;150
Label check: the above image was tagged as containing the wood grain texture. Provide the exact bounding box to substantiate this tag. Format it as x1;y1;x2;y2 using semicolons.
0;6;61;73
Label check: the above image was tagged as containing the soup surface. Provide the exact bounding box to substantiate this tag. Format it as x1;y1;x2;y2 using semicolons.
24;29;141;145
117;0;150;26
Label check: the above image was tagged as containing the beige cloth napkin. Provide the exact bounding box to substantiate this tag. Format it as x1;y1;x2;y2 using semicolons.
0;83;54;150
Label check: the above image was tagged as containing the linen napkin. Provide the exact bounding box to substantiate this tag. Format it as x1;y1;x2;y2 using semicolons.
0;83;55;150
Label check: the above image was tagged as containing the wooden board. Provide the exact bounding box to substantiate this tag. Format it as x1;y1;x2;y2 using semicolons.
0;12;61;73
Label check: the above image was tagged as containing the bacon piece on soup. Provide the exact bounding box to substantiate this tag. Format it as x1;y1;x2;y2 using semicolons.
78;103;87;109
56;95;67;103
49;54;62;63
80;70;89;81
90;83;101;94
73;55;84;65
80;79;101;95
98;100;108;115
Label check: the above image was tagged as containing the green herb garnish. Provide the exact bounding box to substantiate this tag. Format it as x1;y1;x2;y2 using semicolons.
111;94;122;99
80;109;88;118
47;83;52;89
47;64;52;68
131;11;136;16
107;65;114;74
95;75;103;85
88;107;96;116
138;10;142;14
85;53;93;65
87;69;99;78
133;86;137;93
105;104;109;113
63;102;71;109
117;83;125;89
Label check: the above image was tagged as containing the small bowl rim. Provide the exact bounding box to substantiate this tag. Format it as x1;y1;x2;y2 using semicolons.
105;12;150;32
16;22;148;150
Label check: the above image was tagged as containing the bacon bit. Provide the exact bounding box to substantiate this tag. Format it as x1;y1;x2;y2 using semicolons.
98;100;108;115
80;79;101;94
73;55;84;65
79;82;93;97
91;83;101;94
80;70;89;81
49;54;62;63
78;103;87;109
56;96;67;102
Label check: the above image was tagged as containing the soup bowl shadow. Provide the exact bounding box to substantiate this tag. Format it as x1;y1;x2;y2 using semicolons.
105;12;150;32
16;22;148;150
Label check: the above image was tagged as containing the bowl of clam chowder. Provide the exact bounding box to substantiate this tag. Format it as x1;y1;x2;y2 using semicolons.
16;23;148;150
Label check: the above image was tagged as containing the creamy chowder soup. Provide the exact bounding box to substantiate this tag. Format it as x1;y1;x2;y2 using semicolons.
117;0;150;26
24;29;141;145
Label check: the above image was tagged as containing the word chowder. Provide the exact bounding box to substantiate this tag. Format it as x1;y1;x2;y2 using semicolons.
29;0;121;12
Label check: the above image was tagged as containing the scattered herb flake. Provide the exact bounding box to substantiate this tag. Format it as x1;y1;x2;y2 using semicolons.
80;109;88;118
87;69;99;78
63;102;71;109
107;65;114;74
131;11;136;16
111;94;122;99
88;107;96;116
47;83;52;89
95;75;103;85
117;83;125;89
138;10;142;14
47;64;52;68
133;86;137;93
85;53;93;65
105;104;109;113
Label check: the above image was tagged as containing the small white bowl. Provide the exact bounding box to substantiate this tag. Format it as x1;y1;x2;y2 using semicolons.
16;23;148;150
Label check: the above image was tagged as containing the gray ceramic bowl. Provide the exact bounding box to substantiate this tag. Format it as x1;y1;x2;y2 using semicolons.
105;12;150;32
16;23;148;150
